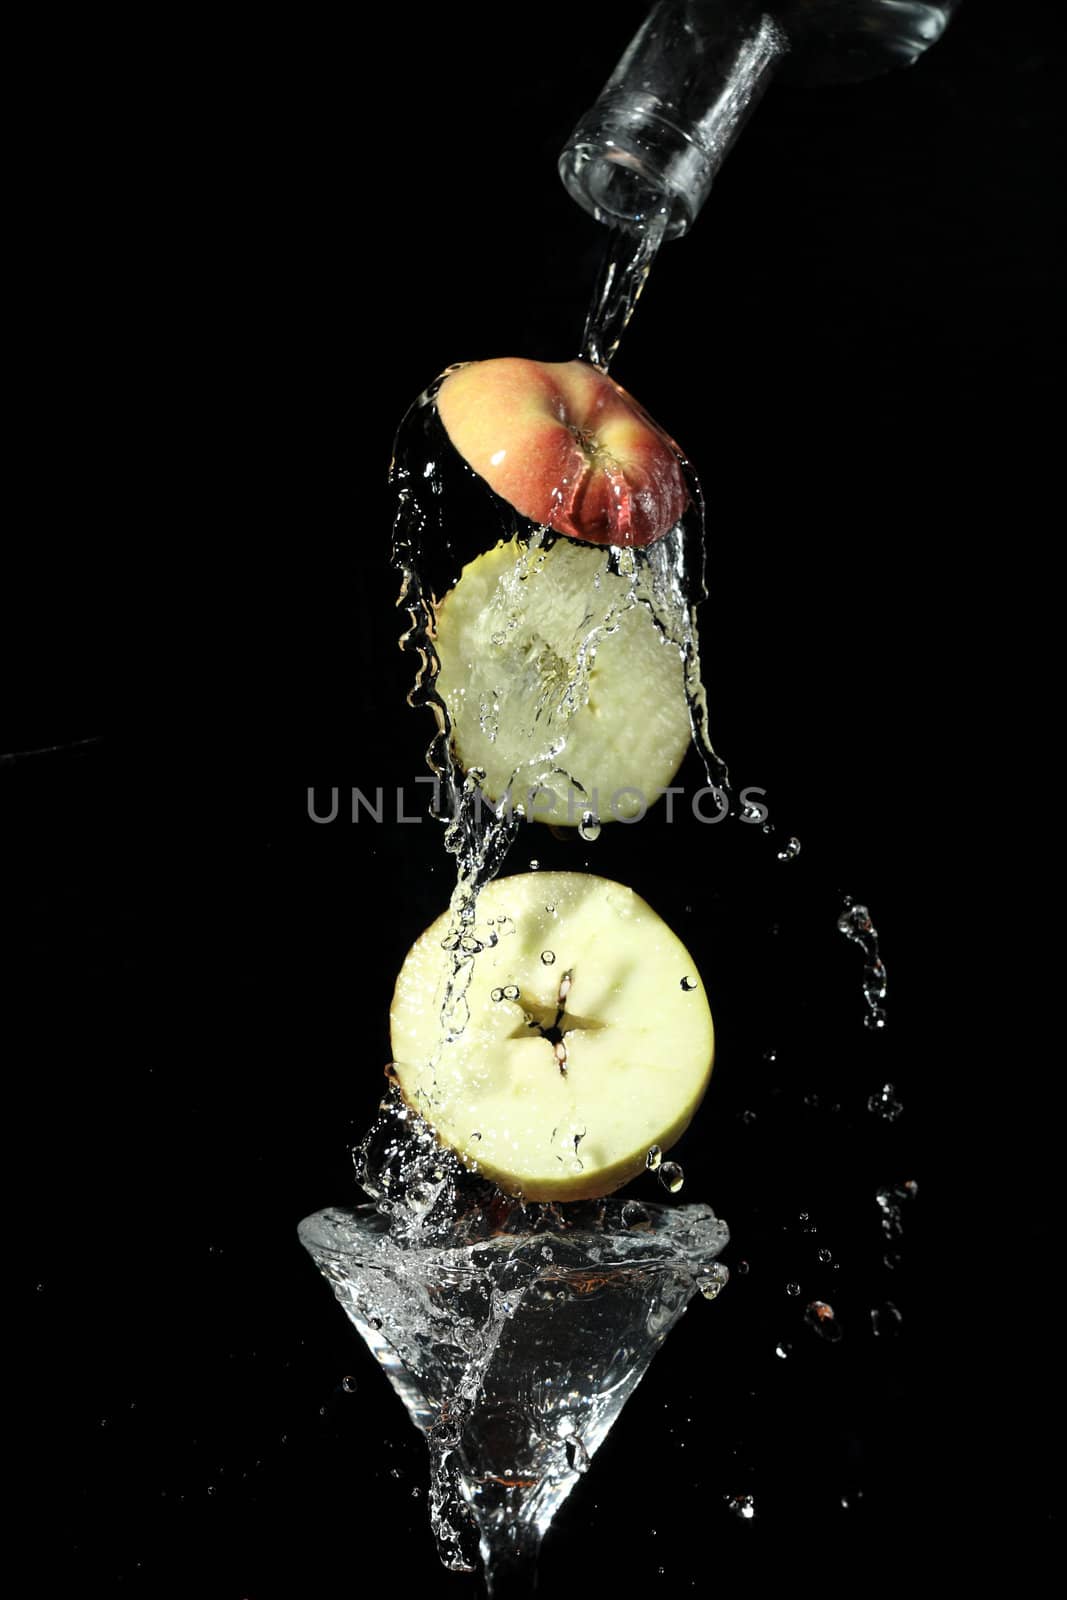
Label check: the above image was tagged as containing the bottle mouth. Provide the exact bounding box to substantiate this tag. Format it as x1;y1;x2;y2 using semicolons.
559;11;789;240
559;140;694;239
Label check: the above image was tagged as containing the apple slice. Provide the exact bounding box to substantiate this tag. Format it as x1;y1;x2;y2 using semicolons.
390;871;714;1202
436;357;688;547
432;536;691;825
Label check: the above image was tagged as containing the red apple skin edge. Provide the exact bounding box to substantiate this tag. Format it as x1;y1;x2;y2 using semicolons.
435;357;689;548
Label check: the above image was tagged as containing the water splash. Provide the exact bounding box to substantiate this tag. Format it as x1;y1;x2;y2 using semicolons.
868;1083;903;1122
300;1186;729;1584
837;899;888;1029
874;1181;917;1239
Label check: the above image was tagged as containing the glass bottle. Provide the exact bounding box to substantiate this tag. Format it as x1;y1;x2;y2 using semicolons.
559;0;962;238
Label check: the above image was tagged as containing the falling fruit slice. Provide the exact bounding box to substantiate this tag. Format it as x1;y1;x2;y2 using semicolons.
436;357;689;547
389;871;714;1201
432;537;692;825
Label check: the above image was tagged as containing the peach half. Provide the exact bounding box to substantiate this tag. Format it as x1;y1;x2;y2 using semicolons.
436;357;688;547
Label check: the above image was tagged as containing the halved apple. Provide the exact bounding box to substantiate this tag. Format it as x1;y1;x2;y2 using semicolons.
436;357;688;547
389;871;714;1202
432;536;691;825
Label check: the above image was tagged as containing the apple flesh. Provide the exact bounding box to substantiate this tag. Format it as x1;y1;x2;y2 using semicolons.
436;357;688;547
432;536;692;824
389;871;714;1202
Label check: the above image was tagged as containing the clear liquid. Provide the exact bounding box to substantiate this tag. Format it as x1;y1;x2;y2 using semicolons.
301;1133;729;1580
581;214;669;373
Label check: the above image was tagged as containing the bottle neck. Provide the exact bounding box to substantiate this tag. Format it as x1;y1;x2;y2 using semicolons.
559;2;788;239
559;0;962;237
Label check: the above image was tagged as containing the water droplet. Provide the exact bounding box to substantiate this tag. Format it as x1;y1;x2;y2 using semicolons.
503;984;521;1001
207;1484;217;1496
817;1249;832;1263
405;1180;439;1215
658;1161;684;1194
646;1145;662;1172
726;1494;756;1520
699;1263;729;1300
541;950;556;965
740;1109;757;1125
490;988;504;1002
578;810;601;842
775;1342;790;1359
805;1300;842;1341
883;1251;902;1270
838;898;889;1028
786;1282;801;1297
736;1260;750;1276
680;976;697;991
763;1048;777;1063
868;1083;903;1121
871;1301;903;1337
456;1320;483;1354
342;1375;357;1394
529;858;540;870
368;1316;383;1331
622;1200;651;1231
777;836;801;861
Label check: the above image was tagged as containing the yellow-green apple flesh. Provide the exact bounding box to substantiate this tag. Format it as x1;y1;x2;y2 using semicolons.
436;358;689;548
431;537;692;824
390;871;714;1202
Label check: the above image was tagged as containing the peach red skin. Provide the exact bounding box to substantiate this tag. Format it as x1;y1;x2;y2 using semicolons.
436;357;689;548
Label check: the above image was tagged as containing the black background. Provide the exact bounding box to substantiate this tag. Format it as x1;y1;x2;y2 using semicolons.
8;2;1058;1592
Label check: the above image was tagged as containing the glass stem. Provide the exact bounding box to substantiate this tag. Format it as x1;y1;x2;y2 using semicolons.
482;1523;543;1598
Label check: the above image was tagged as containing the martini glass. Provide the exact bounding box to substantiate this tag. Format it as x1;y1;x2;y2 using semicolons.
300;1182;728;1595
